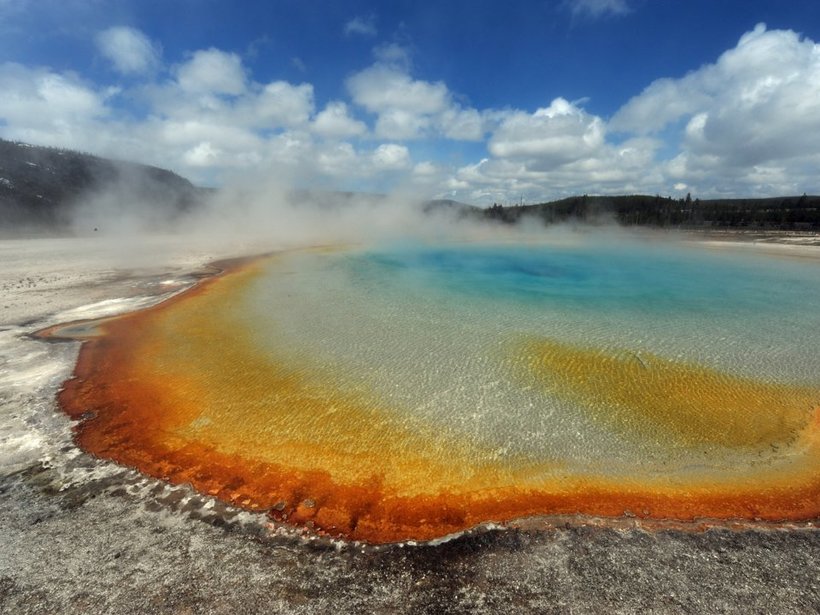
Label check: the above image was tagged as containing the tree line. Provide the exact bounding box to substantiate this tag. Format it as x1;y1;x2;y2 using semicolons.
482;194;819;230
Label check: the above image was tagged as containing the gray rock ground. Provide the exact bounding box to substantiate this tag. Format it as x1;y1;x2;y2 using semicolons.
2;464;818;614
1;235;818;614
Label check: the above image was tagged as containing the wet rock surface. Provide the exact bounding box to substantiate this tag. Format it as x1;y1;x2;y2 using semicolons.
1;462;818;614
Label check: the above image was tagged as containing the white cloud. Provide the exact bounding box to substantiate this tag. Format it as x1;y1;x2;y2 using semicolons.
347;60;487;141
439;107;485;141
612;24;820;140
0;54;317;184
344;15;377;37
153;119;261;151
347;64;449;115
610;24;820;193
371;143;411;170
489;98;605;164
564;0;630;18
245;81;314;127
312;101;367;139
442;124;667;203
6;23;820;204
96;26;161;75
265;130;315;165
182;141;221;167
316;141;358;176
413;161;438;177
0;63;108;147
609;75;711;135
373;109;431;140
139;77;315;180
148;76;314;132
175;48;246;95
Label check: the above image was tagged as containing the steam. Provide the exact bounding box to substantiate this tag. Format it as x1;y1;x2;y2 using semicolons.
60;152;656;266
182;183;469;247
64;166;552;252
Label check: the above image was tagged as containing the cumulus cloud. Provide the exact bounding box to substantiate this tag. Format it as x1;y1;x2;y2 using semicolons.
611;24;820;193
344;15;377;37
371;143;411;170
182;141;222;167
245;81;314;127
312;101;367;139
96;26;161;75
346;56;488;142
4;22;820;205
612;24;820;139
136;69;316;178
442;24;820;202
348;64;450;116
489;98;605;165
156;118;261;153
148;77;314;131
0;63;105;122
315;141;358;177
412;161;438;177
175;48;246;95
447;133;662;204
0;63;109;147
609;76;711;135
347;63;451;139
371;109;430;140
440;107;485;141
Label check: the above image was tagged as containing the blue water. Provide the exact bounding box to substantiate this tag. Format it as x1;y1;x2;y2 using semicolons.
351;241;820;317
237;238;820;464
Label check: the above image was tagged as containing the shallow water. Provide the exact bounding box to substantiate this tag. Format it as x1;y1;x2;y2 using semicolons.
57;236;820;542
241;240;820;457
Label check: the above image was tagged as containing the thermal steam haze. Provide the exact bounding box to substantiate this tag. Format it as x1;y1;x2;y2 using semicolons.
3;0;820;208
173;181;482;247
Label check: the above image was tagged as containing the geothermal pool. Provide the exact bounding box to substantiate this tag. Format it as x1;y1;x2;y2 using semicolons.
57;238;820;543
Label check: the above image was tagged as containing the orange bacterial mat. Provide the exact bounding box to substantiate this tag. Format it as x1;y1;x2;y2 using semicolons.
52;250;820;543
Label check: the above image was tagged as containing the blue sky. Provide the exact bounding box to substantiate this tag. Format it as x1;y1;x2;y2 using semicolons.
1;0;820;203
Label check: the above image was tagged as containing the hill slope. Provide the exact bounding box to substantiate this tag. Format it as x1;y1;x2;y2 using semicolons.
481;194;820;230
0;140;205;231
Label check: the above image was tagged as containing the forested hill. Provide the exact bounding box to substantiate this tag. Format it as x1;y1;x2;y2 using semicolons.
482;194;820;230
0;139;205;230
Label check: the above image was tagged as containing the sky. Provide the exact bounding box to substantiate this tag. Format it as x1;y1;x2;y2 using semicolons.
1;0;820;203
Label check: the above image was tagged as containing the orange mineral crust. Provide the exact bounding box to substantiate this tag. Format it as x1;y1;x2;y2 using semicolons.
57;254;820;544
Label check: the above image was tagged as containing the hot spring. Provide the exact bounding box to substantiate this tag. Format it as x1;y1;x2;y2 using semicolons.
57;236;820;543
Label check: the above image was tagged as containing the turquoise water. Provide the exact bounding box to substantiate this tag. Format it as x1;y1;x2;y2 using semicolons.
357;242;803;314
237;237;820;469
342;240;820;378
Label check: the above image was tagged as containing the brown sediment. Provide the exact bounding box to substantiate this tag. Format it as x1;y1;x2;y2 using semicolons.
521;339;818;450
52;251;820;544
